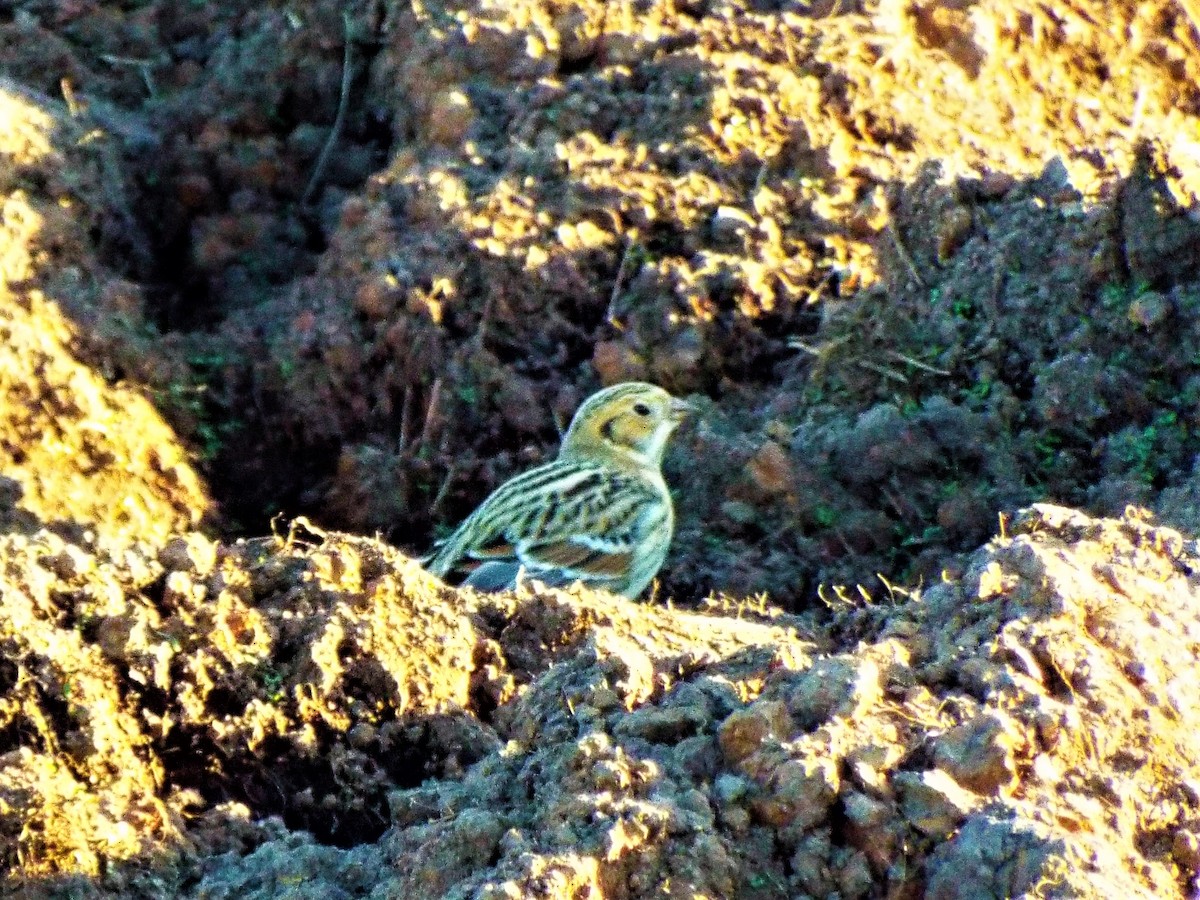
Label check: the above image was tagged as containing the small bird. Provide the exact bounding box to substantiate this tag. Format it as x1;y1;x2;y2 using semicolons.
427;382;694;598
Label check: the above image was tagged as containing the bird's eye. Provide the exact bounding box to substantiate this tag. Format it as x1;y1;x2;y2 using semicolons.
633;402;651;416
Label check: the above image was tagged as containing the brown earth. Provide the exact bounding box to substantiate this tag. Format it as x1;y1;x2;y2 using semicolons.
4;0;1200;601
2;499;1199;897
1;0;1200;895
0;80;208;549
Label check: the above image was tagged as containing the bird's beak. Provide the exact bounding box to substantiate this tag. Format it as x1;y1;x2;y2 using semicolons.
668;396;697;423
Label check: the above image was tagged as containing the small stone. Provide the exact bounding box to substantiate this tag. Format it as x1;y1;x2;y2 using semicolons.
842;791;899;869
718;700;793;763
588;687;621;711
745;440;795;497
652;325;705;384
897;769;983;837
843;790;890;829
348;723;377;749
752;755;839;829
615;705;708;743
674;734;720;779
934;713;1020;795
847;743;904;795
1127;290;1172;329
977;171;1016;199
788;656;882;727
791;830;835;896
719;804;750;833
936;205;973;262
714;773;751;806
95;616;134;660
1173;830;1200;873
720;500;758;524
43;546;91;580
593;341;648;383
425;89;475;146
158;534;218;576
353;279;396;321
836;849;874;899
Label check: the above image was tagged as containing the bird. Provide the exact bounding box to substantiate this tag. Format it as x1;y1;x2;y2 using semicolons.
426;382;694;598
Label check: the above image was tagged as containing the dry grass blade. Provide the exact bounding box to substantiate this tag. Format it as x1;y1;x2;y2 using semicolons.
302;12;355;206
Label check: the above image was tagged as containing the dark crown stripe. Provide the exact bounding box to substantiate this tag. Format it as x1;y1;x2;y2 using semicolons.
574;382;651;417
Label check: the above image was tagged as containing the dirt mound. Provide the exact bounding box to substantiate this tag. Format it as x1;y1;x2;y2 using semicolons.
4;0;1200;603
0;79;209;548
1;503;1197;897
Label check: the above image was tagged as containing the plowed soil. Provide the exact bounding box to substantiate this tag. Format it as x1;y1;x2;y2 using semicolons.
1;0;1200;895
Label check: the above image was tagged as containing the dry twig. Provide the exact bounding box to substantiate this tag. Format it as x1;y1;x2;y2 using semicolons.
606;239;638;329
303;12;355;206
883;349;950;376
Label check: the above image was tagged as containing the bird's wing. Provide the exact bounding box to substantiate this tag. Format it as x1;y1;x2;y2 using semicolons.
518;532;637;585
460;534;637;592
438;461;665;589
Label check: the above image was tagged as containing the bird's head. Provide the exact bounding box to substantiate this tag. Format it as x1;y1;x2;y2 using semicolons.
560;382;694;470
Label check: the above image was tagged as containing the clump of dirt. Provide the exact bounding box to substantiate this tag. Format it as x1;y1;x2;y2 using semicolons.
2;502;1198;897
332;503;1200;899
0;507;470;890
674;152;1200;600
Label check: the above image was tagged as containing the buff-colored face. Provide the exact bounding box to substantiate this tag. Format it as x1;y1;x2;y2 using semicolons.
561;382;693;468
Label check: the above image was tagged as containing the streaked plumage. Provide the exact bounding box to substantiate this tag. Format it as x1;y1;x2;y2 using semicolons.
427;382;693;598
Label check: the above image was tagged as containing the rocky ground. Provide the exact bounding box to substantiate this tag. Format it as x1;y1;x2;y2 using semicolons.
1;0;1200;895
